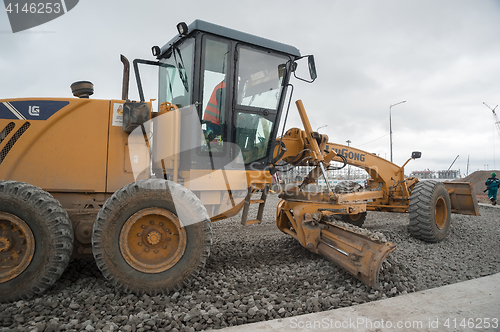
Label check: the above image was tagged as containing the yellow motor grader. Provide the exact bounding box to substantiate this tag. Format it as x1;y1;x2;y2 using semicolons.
0;20;479;302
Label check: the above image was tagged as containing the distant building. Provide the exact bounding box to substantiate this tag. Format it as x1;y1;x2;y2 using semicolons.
410;169;461;180
410;170;435;179
437;170;460;179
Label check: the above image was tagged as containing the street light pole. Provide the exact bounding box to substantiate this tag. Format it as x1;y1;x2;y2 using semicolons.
317;125;328;132
346;140;351;180
390;100;406;163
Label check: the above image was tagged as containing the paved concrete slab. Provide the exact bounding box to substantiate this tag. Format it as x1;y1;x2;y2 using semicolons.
479;202;500;209
221;273;500;332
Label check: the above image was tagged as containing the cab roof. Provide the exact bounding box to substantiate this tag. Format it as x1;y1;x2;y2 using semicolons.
160;20;301;58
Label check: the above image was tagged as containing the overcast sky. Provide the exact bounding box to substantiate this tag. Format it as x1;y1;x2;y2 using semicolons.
1;0;499;176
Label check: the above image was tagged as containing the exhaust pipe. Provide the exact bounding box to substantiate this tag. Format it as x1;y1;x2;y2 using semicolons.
121;54;130;100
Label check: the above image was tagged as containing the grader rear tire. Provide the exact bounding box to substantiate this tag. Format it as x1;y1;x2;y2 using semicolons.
92;179;212;295
409;180;451;243
341;212;367;227
0;181;73;302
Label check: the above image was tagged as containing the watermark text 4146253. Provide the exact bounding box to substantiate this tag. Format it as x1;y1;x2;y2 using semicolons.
3;1;79;33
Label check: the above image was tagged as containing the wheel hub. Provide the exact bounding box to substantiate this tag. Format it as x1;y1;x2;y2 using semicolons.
435;197;448;230
0;212;35;283
147;230;162;245
119;208;187;273
0;236;10;252
75;221;93;244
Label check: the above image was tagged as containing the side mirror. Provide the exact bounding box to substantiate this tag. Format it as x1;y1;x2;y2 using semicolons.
308;55;317;81
412;151;422;159
292;55;318;83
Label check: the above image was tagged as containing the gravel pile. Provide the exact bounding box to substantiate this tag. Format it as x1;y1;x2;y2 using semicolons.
1;194;499;332
454;170;500;196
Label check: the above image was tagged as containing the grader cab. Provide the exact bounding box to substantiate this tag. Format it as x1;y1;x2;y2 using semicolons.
0;20;479;302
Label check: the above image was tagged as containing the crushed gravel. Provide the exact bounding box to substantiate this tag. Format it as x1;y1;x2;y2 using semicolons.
1;193;499;332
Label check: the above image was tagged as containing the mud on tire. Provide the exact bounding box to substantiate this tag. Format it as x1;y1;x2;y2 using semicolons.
0;181;73;303
409;180;451;243
92;179;212;295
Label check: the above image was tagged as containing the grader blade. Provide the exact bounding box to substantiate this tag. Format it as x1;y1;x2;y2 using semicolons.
443;182;480;216
317;223;396;288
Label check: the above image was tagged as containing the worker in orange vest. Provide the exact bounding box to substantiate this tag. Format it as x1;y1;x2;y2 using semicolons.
203;81;225;138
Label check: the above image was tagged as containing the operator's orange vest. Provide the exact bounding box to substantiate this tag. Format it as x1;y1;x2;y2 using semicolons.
203;81;225;125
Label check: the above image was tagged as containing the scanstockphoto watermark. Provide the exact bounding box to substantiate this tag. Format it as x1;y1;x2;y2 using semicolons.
3;0;79;33
290;317;424;330
290;317;499;330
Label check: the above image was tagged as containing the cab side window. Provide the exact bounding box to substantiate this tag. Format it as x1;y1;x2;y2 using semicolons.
201;38;230;153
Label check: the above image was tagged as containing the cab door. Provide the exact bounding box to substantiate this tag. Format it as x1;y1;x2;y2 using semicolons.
198;35;233;170
233;45;290;169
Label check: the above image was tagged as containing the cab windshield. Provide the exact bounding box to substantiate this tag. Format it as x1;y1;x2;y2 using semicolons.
158;39;195;109
236;46;287;110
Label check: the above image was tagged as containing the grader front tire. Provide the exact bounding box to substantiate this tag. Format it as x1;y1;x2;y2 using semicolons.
341;212;367;227
92;179;212;295
409;180;451;243
0;181;73;303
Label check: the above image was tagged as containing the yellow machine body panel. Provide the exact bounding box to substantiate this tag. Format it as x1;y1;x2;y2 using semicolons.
105;100;138;193
0;98;110;193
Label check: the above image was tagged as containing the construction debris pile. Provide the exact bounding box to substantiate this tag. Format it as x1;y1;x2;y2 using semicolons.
1;194;499;332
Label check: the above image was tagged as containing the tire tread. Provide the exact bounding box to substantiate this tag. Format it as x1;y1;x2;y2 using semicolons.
408;180;451;243
92;179;212;295
0;181;73;303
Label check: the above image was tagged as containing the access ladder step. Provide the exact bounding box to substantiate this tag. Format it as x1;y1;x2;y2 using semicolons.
244;219;261;225
240;185;269;226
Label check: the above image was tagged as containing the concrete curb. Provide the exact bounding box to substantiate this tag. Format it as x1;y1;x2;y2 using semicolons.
479;202;500;209
220;273;500;332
